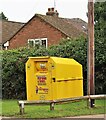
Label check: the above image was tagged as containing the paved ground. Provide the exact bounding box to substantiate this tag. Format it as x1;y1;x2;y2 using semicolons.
66;114;106;118
1;114;106;120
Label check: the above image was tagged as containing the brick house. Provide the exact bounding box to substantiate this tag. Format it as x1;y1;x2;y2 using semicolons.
0;20;24;50
3;8;87;49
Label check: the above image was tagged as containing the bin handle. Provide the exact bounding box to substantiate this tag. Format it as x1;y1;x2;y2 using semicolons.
56;78;83;82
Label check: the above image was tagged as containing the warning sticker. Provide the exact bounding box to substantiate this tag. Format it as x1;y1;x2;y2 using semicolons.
37;76;47;85
36;85;49;94
38;87;49;94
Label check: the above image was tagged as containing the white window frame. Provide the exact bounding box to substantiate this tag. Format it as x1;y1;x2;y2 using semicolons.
28;38;47;48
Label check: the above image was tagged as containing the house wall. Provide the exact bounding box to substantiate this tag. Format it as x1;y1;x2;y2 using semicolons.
9;17;67;49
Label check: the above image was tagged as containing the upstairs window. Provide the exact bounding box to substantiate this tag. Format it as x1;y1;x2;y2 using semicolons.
28;38;47;48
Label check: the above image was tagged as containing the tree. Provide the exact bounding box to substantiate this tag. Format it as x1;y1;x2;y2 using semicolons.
94;1;106;38
0;12;8;20
94;1;106;94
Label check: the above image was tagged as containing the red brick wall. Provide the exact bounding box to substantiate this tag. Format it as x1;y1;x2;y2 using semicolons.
9;17;67;49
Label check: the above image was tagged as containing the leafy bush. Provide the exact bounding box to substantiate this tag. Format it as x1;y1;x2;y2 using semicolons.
1;36;106;99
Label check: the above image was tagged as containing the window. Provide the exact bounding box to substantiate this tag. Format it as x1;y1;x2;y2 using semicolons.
28;38;47;48
3;41;9;50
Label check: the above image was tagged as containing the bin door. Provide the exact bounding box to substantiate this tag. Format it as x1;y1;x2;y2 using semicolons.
35;61;53;100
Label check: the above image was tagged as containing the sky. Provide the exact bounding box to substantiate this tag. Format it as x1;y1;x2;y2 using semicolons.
0;0;88;23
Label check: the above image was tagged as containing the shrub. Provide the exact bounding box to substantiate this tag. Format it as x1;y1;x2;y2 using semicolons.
1;36;106;99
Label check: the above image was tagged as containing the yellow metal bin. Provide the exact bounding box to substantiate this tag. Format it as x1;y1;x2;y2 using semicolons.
26;56;83;101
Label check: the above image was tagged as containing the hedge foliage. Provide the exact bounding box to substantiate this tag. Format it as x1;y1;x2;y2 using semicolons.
1;36;106;99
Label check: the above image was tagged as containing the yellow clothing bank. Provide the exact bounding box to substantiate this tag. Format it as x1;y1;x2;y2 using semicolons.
26;56;83;101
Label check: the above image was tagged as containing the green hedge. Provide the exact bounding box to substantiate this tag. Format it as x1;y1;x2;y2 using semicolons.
1;36;106;99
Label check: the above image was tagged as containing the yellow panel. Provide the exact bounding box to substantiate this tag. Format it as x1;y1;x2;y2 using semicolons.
26;56;83;101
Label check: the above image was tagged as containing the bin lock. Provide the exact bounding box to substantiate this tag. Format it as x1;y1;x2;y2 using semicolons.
52;78;56;82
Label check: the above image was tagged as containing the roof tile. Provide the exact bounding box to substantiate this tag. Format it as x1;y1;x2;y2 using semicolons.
0;20;24;44
36;14;87;38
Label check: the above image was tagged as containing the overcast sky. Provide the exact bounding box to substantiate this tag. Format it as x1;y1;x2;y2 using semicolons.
0;0;88;23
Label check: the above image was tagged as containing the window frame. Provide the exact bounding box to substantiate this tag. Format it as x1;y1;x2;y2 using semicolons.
28;38;48;48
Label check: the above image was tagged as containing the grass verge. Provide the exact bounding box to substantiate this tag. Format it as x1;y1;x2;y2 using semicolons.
1;99;106;118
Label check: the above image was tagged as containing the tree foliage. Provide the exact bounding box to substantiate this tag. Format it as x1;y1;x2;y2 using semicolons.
94;1;106;38
94;1;106;93
0;12;8;20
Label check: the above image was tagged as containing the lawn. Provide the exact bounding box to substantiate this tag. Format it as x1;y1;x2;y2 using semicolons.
1;99;106;118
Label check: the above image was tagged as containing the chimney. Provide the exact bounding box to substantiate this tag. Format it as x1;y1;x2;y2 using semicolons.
46;8;59;17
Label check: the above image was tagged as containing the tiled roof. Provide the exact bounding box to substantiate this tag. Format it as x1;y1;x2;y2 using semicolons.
0;14;87;45
62;18;87;34
36;14;87;38
0;20;24;44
